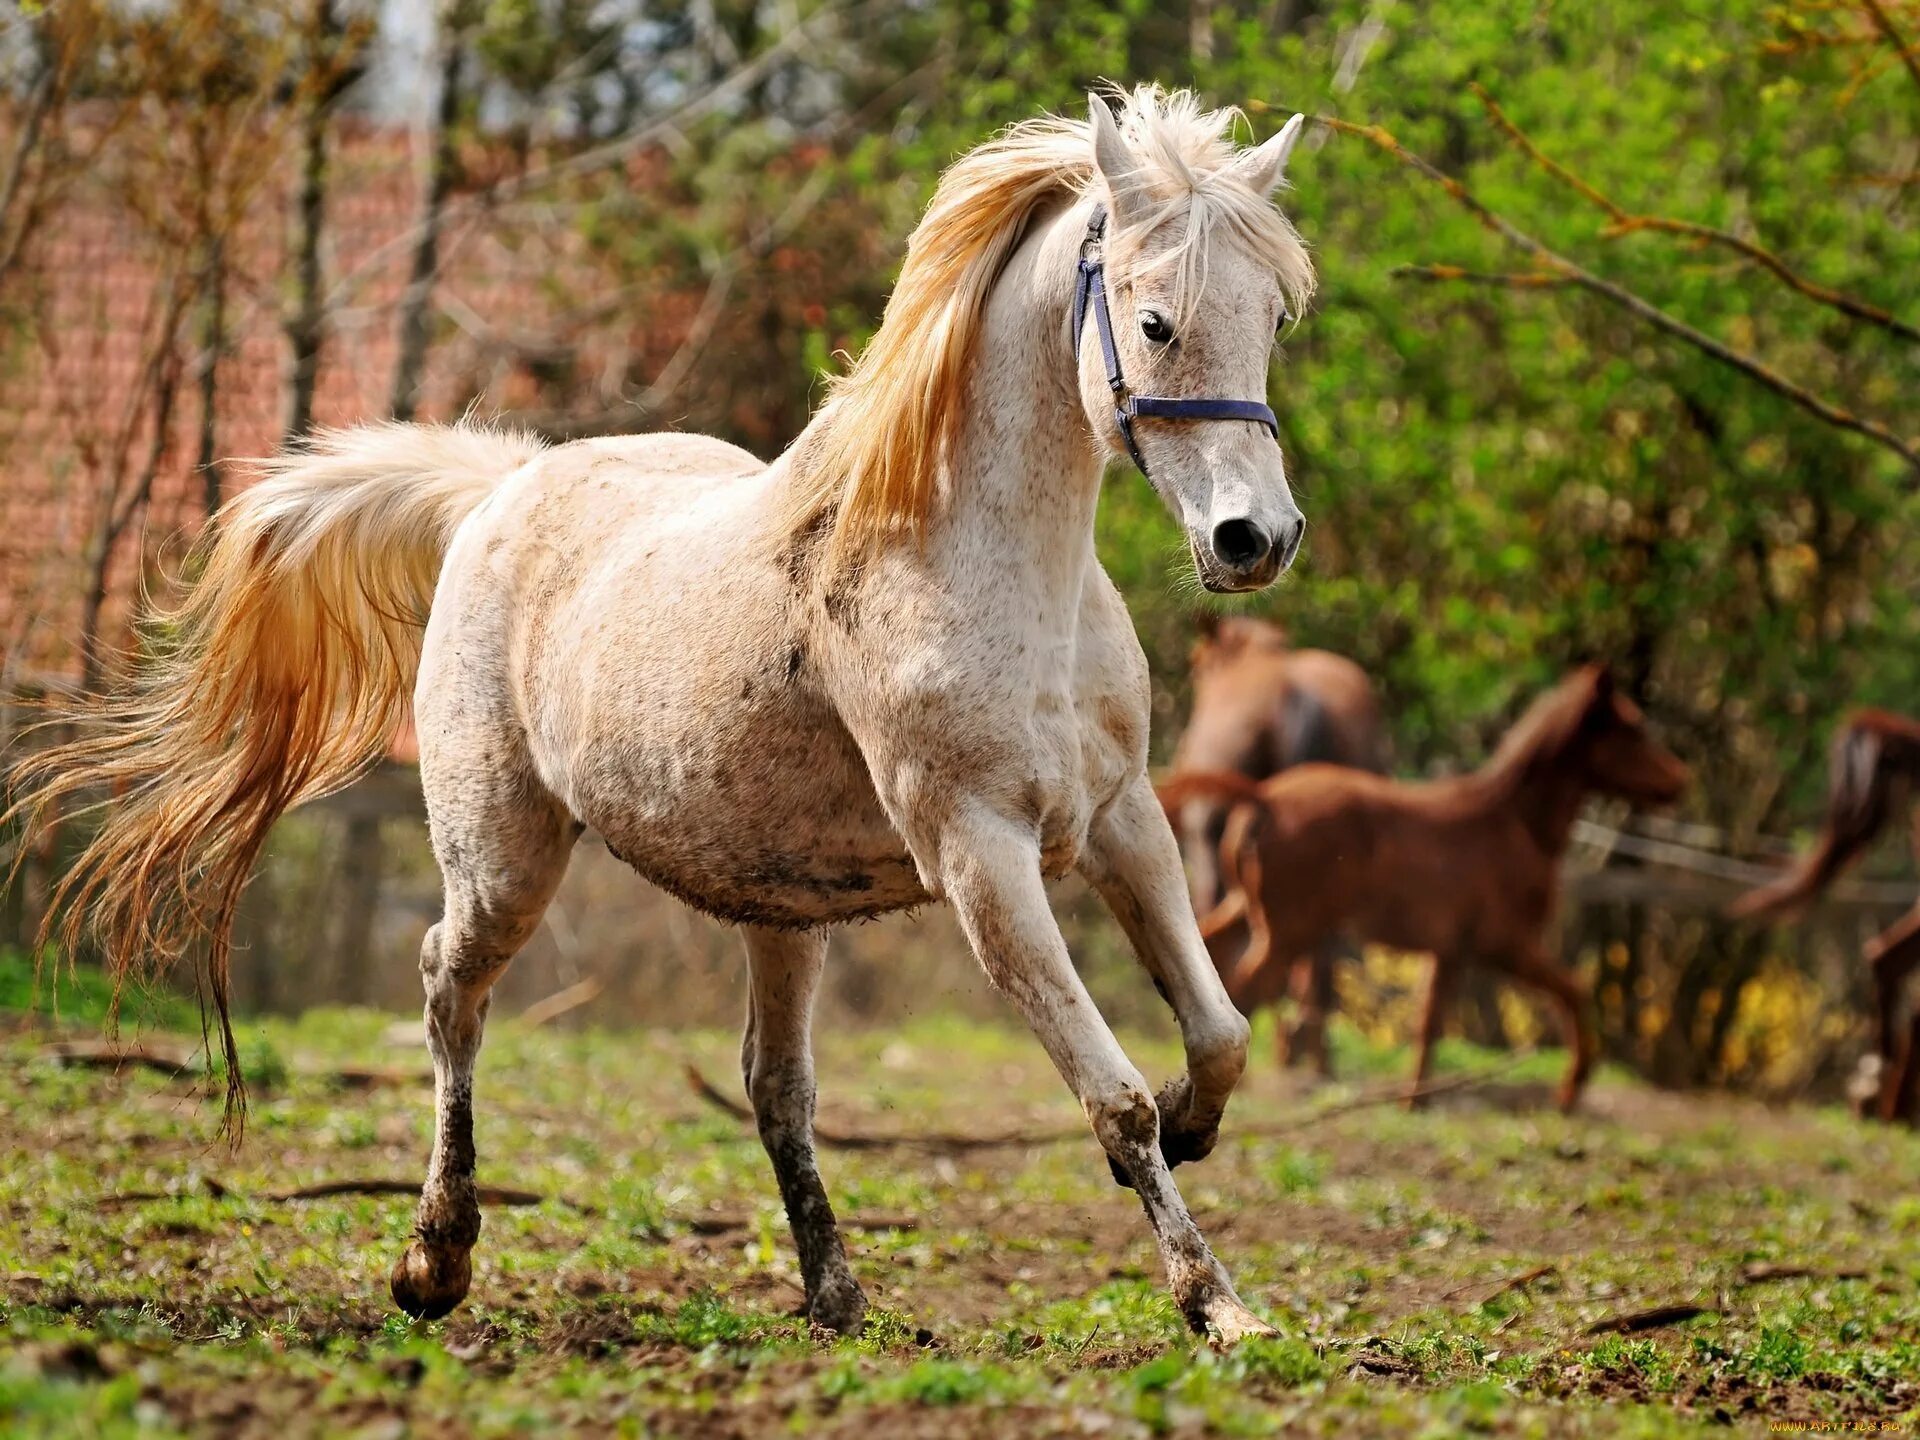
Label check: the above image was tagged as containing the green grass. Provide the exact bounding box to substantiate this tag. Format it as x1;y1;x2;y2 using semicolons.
2;998;1916;1437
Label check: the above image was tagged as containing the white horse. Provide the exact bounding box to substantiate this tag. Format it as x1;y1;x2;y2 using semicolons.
14;87;1316;1344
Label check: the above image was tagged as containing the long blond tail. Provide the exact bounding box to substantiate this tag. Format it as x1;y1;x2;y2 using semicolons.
6;421;543;1133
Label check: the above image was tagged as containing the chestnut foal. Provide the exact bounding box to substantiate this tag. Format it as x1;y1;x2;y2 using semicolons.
1170;614;1385;1071
1731;709;1920;1124
1159;666;1688;1111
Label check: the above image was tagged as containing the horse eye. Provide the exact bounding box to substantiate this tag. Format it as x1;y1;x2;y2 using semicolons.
1139;311;1173;344
1275;308;1290;335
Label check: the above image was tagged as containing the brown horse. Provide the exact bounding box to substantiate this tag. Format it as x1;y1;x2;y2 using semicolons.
1158;666;1688;1111
1730;709;1920;1124
1169;614;1385;1070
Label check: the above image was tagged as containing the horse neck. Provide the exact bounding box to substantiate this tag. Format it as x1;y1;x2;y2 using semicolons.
784;200;1107;628
936;201;1108;617
1471;728;1591;857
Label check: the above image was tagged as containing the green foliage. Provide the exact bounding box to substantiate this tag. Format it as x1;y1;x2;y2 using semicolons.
0;948;195;1034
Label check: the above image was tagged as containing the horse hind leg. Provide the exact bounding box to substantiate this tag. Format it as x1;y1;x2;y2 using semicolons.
739;925;867;1333
1867;908;1920;1122
1406;955;1458;1110
1285;940;1339;1079
390;773;575;1320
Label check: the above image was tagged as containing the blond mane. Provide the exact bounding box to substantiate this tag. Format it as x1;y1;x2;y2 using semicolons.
787;86;1316;567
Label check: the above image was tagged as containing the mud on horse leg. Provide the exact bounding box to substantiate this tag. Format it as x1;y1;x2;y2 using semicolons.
1080;778;1253;1173
963;796;1268;1344
392;787;573;1321
739;925;867;1332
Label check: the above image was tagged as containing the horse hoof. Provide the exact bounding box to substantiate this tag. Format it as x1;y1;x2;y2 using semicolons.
1200;1295;1278;1351
389;1240;472;1321
806;1273;869;1336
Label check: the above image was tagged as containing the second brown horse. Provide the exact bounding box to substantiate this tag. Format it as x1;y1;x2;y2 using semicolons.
1730;709;1920;1124
1171;615;1386;1069
1160;666;1688;1111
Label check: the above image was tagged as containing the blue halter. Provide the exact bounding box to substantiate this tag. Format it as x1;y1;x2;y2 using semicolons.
1070;205;1281;479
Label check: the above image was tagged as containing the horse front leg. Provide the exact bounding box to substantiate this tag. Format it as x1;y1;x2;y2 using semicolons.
938;800;1263;1344
738;925;867;1333
1080;777;1252;1173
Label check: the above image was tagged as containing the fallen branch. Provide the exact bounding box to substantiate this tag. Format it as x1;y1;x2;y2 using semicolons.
1737;1261;1869;1285
683;1064;1083;1152
41;1041;429;1091
94;1174;586;1212
41;1040;197;1076
1583;1303;1715;1335
320;1066;430;1090
520;976;603;1030
91;1175;922;1237
1238;1053;1538;1136
681;1211;918;1236
1444;1263;1557;1305
684;1054;1534;1152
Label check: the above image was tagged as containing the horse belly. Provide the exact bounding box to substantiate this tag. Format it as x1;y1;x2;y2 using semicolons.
557;652;927;928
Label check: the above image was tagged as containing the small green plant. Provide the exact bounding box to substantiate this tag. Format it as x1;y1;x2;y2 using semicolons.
1261;1146;1324;1196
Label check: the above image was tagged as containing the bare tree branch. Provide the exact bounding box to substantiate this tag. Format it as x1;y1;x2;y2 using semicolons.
0;64;55;293
1470;84;1920;346
1862;0;1920;103
283;0;348;440
1322;114;1920;475
318;0;857;317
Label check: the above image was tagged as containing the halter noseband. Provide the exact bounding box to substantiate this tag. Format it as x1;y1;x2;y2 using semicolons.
1070;205;1282;479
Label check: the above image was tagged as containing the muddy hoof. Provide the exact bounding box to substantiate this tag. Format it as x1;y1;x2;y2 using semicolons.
805;1273;869;1336
389;1240;472;1321
1200;1294;1278;1351
1106;1127;1215;1190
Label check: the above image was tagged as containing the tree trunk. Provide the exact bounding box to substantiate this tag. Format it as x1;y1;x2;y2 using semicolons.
195;233;226;517
333;816;386;1004
388;4;466;422
283;0;340;441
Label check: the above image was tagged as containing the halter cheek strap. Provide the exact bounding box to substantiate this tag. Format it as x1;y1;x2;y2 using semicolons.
1071;205;1281;479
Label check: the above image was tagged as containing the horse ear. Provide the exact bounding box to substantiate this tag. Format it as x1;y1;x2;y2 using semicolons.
1089;92;1151;229
1580;664;1617;723
1230;113;1308;200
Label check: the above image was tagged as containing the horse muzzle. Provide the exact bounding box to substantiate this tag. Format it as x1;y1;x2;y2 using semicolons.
1191;511;1304;593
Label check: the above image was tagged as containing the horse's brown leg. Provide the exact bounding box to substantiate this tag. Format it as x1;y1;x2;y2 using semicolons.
1407;956;1456;1109
1495;946;1595;1113
1286;941;1337;1078
1886;1010;1920;1126
390;784;573;1321
1222;812;1277;1008
739;925;866;1333
1867;908;1920;1122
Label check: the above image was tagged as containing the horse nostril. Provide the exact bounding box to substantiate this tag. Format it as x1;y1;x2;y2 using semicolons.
1211;518;1270;569
1274;513;1305;569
